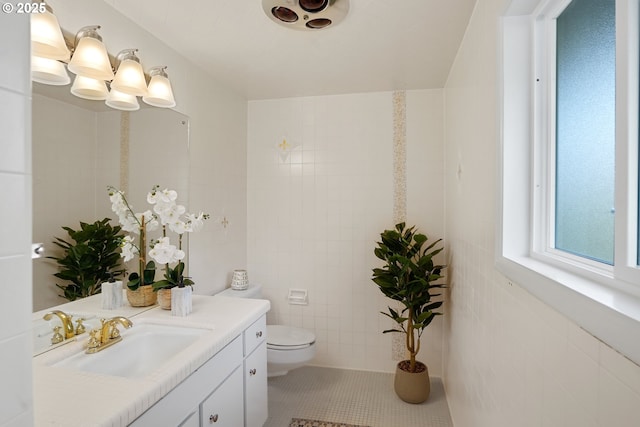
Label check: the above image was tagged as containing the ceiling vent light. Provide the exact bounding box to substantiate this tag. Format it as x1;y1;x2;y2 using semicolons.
262;0;349;30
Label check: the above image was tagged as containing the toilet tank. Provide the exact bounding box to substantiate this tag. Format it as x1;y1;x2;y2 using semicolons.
216;283;262;299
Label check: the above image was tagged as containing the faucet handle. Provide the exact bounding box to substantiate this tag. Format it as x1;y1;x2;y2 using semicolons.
75;318;86;335
51;326;64;345
87;329;100;350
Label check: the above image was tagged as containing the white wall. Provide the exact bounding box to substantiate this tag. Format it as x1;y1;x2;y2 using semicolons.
247;90;445;374
0;8;33;427
443;0;640;426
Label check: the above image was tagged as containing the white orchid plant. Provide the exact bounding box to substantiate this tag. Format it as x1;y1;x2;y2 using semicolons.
108;185;208;291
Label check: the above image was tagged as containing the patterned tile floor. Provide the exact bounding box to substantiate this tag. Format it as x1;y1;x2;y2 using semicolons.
265;366;454;427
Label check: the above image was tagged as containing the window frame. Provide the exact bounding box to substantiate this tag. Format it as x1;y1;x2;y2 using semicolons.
498;0;640;366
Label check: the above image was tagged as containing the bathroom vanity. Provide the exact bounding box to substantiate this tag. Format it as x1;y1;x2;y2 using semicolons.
33;294;270;426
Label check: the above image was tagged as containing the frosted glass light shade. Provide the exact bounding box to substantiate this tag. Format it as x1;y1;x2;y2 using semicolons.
111;58;148;96
31;10;70;61
68;36;114;81
143;69;176;108
71;75;108;100
106;89;140;111
31;56;70;86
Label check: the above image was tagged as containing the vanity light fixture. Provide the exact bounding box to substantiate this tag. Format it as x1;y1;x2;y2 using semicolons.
67;26;114;81
30;4;70;61
70;75;109;100
111;49;148;96
105;88;140;111
29;15;179;109
262;0;350;30
142;66;176;108
31;55;71;86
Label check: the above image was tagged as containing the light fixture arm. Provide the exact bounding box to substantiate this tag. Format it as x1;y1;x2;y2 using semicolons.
115;48;141;67
74;25;104;47
148;66;169;78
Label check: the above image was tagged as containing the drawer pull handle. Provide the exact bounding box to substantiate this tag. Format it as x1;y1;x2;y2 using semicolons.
256;330;263;338
209;413;219;423
249;368;257;376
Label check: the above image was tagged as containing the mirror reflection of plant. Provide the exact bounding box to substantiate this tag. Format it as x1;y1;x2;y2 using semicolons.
146;186;208;291
107;185;208;292
49;218;125;301
108;186;159;290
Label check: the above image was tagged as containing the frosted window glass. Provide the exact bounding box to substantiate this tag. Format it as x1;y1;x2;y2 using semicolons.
555;0;616;264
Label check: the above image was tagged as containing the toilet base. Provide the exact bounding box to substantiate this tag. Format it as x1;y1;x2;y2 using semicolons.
267;344;316;377
267;361;305;377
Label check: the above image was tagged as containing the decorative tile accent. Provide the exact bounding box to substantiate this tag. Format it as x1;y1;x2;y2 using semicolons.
392;90;406;361
119;111;130;193
392;90;407;225
276;136;300;163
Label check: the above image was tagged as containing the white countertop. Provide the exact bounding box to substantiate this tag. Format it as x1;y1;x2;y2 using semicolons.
33;294;270;426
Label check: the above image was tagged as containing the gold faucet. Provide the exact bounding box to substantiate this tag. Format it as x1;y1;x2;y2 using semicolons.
86;316;133;354
43;310;75;340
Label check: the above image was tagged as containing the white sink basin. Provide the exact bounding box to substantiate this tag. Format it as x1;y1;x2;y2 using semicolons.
51;322;211;378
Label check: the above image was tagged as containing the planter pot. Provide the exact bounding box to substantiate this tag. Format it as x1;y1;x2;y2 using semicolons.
157;288;172;310
171;286;192;317
126;285;157;307
394;360;430;404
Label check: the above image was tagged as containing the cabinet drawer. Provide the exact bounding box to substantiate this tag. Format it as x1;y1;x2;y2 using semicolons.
243;315;266;356
201;366;244;426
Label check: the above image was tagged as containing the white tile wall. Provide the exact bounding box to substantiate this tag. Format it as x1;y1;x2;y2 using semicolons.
443;0;640;426
0;8;32;427
247;90;445;374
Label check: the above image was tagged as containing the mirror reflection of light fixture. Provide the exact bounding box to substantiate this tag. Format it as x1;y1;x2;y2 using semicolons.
70;75;109;100
67;26;114;81
31;56;71;86
142;66;176;108
106;88;140;111
30;5;70;61
111;49;148;96
262;0;349;30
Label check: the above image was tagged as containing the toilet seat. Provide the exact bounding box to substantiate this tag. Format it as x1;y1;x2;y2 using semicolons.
266;325;315;350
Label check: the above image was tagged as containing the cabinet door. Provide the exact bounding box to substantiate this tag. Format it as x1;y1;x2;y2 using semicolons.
178;410;199;427
201;367;244;427
245;343;268;427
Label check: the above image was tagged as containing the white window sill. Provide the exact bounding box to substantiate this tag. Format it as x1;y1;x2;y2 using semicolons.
496;255;640;365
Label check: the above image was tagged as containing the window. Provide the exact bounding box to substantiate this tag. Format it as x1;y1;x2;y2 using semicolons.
499;0;640;365
529;0;640;290
554;0;616;265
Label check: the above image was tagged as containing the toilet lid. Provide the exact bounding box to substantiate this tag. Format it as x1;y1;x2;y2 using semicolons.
267;325;315;349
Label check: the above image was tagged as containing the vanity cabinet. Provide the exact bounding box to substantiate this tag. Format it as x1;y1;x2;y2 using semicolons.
130;336;243;427
129;314;268;427
243;316;268;427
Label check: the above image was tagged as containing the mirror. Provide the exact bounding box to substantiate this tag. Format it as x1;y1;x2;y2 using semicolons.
32;83;189;312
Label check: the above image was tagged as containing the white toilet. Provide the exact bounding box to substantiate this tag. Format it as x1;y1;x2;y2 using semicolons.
216;284;316;377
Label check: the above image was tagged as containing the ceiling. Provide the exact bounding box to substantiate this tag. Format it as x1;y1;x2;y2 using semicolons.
103;0;477;100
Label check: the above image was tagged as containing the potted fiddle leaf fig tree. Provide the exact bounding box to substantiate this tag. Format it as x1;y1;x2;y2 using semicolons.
372;222;445;404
